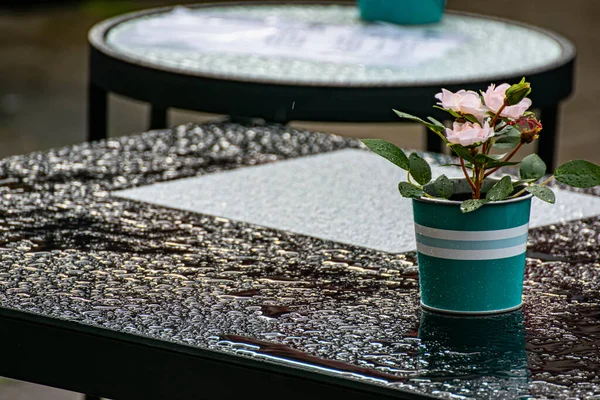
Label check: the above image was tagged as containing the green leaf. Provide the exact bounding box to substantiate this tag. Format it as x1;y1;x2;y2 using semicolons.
474;154;520;169
393;109;424;123
440;163;474;169
427;116;445;129
432;174;453;199
520;154;546;180
394;109;448;143
432;107;482;125
462;114;479;124
361;139;409;170
433;105;462;119
493;126;521;149
554;160;600;188
460;199;489;213
487;152;509;160
451;145;476;164
409;153;432;185
486;176;514;201
398;182;424;199
526;185;555;204
494;141;521;149
495;120;508;129
427;117;445;126
496;125;521;137
513;178;539;186
488;160;521;168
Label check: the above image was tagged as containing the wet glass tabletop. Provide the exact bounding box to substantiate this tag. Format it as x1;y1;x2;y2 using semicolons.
104;4;570;85
0;123;599;399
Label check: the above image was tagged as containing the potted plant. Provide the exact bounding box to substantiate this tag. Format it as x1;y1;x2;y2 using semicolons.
362;79;600;314
357;0;446;25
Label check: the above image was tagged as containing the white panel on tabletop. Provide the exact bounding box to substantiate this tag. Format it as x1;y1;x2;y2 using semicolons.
114;149;600;253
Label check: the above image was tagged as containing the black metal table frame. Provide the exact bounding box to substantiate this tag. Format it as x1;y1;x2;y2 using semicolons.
0;306;431;400
87;1;576;170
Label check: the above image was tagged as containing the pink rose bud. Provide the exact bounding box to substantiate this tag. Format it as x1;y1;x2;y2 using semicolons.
435;89;488;121
483;83;532;120
445;121;494;147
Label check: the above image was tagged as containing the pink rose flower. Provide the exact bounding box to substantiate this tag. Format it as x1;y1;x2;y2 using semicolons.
445;121;494;147
435;89;488;121
501;98;533;119
483;83;532;120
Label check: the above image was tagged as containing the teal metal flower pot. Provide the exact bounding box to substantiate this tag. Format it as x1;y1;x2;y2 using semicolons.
357;0;446;25
413;180;532;315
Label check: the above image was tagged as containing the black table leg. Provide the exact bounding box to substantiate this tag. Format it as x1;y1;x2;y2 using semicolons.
87;82;107;142
539;105;559;171
150;106;168;130
426;128;443;154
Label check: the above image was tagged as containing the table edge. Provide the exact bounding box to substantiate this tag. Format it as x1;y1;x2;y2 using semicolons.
0;305;433;399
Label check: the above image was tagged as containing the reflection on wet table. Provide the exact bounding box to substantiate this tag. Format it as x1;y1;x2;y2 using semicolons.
0;122;598;398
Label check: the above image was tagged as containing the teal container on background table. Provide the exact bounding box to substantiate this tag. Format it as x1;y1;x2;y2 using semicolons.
358;0;446;25
412;189;533;315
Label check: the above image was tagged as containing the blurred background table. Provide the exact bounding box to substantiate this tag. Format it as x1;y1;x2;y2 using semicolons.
88;2;575;169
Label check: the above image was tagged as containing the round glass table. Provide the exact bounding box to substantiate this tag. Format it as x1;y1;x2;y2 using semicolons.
88;2;575;168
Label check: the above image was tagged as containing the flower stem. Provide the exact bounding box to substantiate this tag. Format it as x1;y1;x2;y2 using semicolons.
483;101;508;157
409;171;435;199
460;157;477;195
475;166;482;199
490;102;507;129
509;175;554;199
538;175;554;186
483;142;523;178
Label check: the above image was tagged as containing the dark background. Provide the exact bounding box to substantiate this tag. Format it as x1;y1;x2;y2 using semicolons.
1;0;598;165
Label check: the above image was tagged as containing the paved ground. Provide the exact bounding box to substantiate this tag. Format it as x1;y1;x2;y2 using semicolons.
0;379;79;400
0;0;597;398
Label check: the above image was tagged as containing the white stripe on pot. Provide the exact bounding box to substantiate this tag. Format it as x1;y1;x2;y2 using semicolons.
416;242;527;260
416;233;529;251
414;223;530;241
